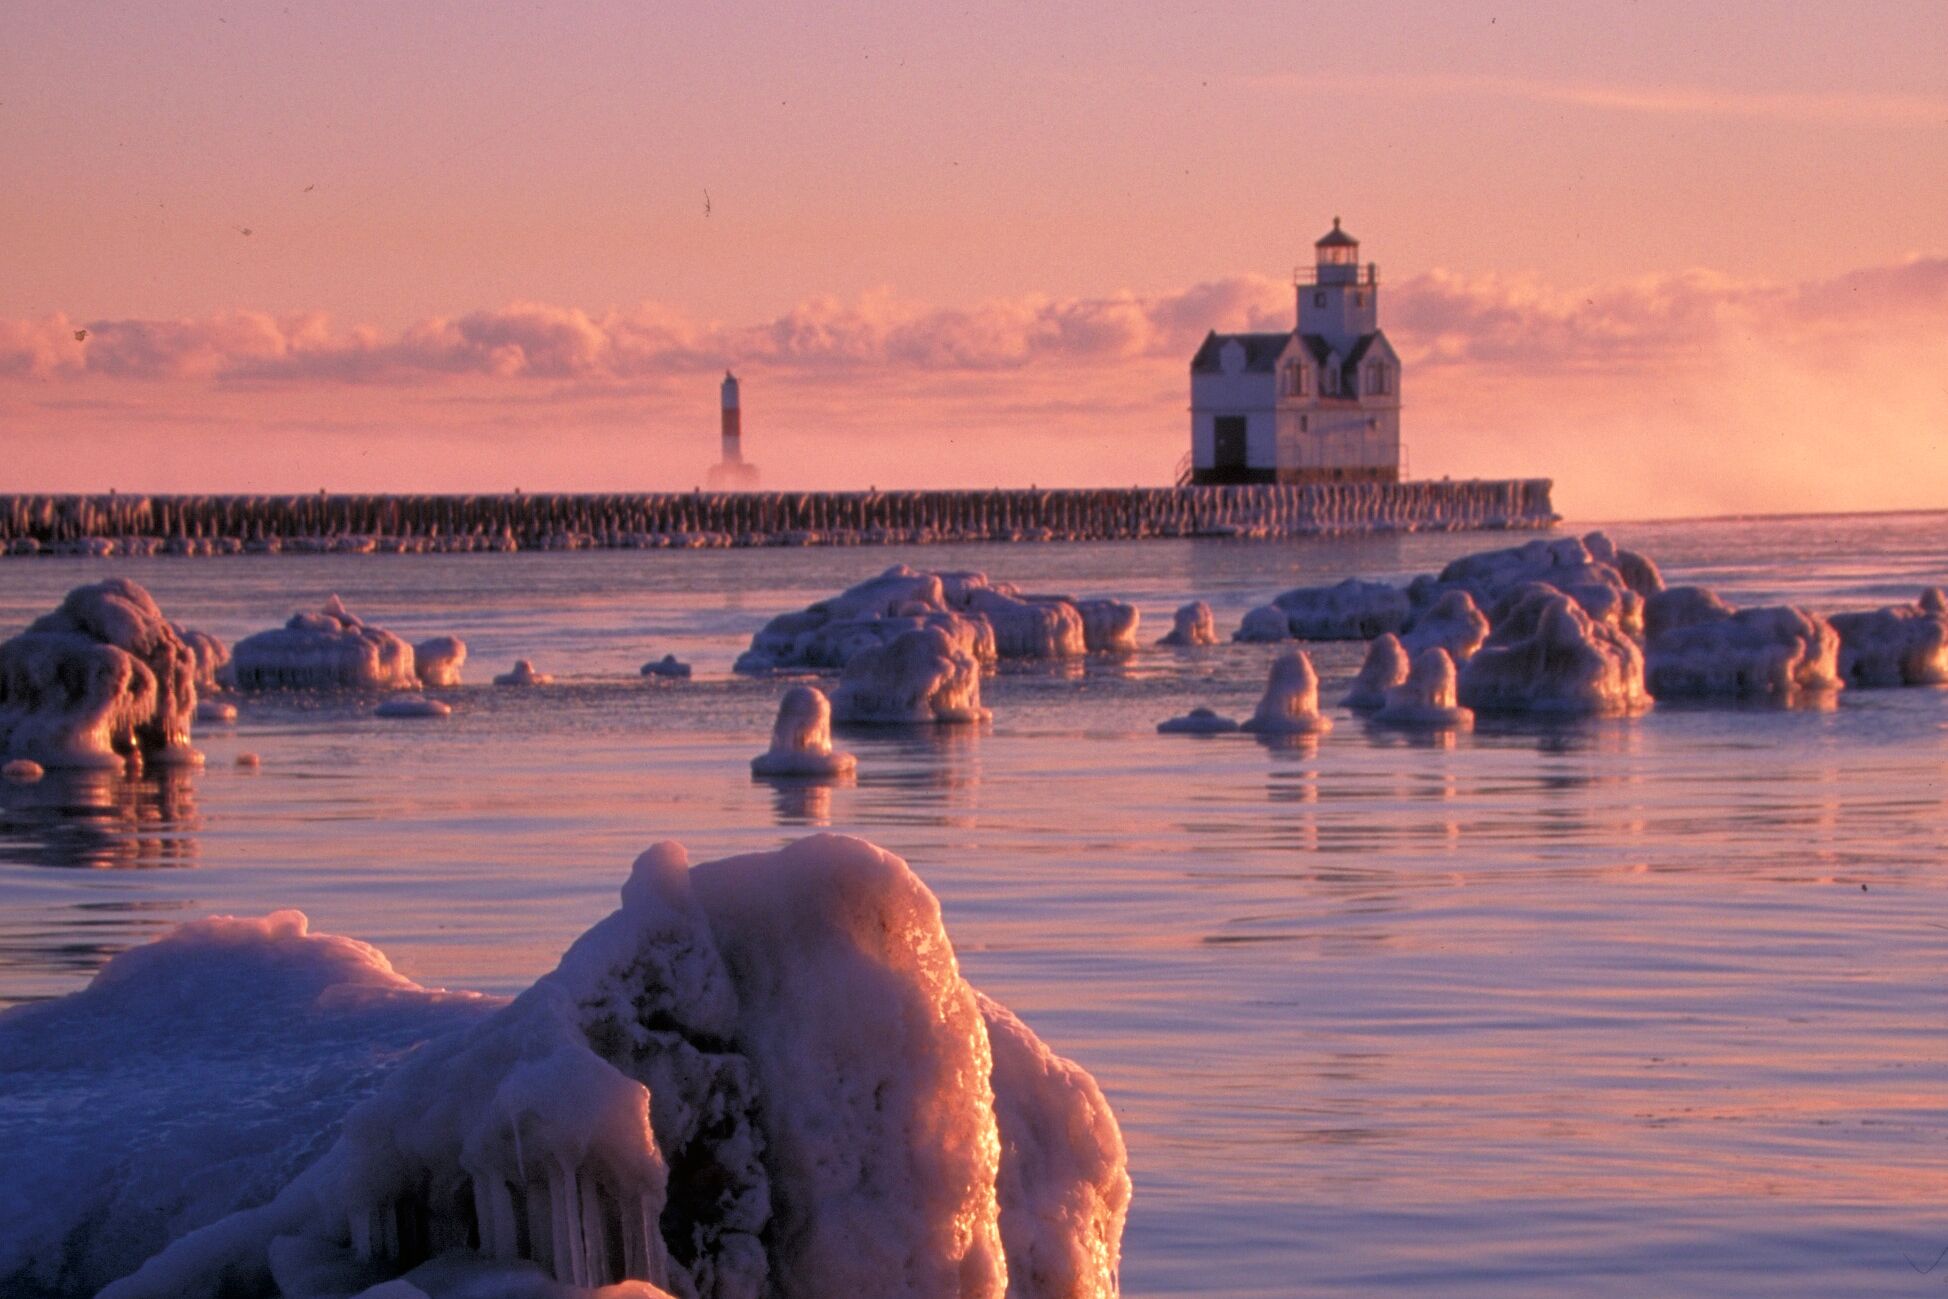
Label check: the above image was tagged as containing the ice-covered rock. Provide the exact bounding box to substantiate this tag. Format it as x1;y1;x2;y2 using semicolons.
413;636;467;688
229;596;419;691
752;686;856;777
1343;634;1410;711
1829;590;1948;688
493;660;554;687
1065;598;1141;654
374;696;452;719
194;700;237;724
1417;532;1654;635
1374;648;1474;728
1156;706;1239;734
1240;650;1333;735
0;578;202;770
64;835;1127;1299
1457;586;1650;717
1643;588;1842;698
831;626;991;725
1400;589;1489;663
3;757;44;782
174;627;230;693
1269;578;1410;640
1157;602;1218;647
960;587;1087;659
641;654;693;679
1232;605;1294;643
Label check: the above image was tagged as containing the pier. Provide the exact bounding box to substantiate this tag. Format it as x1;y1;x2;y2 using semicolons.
0;479;1555;556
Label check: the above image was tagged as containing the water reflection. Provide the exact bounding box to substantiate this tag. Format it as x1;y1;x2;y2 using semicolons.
0;767;201;869
845;723;986;827
758;774;848;827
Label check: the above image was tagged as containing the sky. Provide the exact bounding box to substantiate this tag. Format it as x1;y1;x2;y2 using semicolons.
3;1;1945;519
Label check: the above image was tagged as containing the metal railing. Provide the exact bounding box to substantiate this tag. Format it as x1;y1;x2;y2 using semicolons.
1292;263;1379;287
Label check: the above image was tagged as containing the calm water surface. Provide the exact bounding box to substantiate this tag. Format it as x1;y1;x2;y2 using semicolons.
2;512;1946;1297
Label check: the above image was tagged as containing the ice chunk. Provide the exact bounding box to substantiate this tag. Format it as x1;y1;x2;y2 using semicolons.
1156;602;1218;647
1343;634;1409;711
1240;650;1333;735
194;700;237;724
229;596;419;691
1829;590;1948;688
1421;532;1651;634
413;636;467;688
962;588;1087;659
1374;648;1474;728
1457;586;1650;716
640;655;692;680
0;578;202;769
1400;589;1489;663
1231;605;1293;643
752;686;856;777
1269;578;1409;640
1066;598;1141;654
1155;706;1239;734
1644;588;1842;698
173;627;230;693
494;660;554;687
3;757;44;782
831;626;991;724
374;696;452;719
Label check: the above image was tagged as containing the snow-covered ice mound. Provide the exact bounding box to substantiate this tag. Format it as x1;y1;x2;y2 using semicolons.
1240;650;1333;735
413;636;467;688
1270;578;1410;640
1828;589;1948;688
1156;706;1239;734
174;627;230;693
493;659;554;687
735;565;1135;672
1643;587;1841;699
1343;634;1409;711
1457;586;1650;717
26;835;1129;1299
1157;602;1218;647
831;625;991;725
752;686;856;777
1400;589;1490;663
0;578;202;770
1232;604;1296;643
1413;532;1659;635
3;757;44;782
641;654;693;679
194;700;237;724
374;696;452;719
1374;648;1473;728
228;596;419;691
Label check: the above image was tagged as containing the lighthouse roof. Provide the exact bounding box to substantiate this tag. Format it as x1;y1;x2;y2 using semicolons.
1190;331;1291;374
1315;217;1358;249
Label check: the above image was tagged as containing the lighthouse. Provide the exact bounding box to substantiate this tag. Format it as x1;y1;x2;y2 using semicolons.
708;370;760;488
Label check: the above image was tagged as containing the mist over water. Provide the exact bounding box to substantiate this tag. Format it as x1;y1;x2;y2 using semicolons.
2;512;1946;1296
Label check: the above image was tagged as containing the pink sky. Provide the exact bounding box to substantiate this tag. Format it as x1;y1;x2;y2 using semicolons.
4;1;1945;518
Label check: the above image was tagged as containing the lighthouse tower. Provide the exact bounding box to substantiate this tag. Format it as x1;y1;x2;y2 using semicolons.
708;370;760;488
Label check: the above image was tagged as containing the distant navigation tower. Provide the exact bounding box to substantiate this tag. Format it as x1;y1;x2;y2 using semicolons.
707;370;760;489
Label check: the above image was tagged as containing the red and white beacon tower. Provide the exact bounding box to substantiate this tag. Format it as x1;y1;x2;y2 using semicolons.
708;370;759;488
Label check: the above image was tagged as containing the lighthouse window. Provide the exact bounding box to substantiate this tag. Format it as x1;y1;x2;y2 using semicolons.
1313;291;1326;308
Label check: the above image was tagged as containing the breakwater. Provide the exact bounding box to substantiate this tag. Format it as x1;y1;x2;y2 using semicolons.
0;479;1554;555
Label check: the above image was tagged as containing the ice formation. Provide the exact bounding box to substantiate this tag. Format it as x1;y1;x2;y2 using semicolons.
195;700;238;724
1343;634;1410;711
0;578;202;770
374;696;452;719
40;835;1128;1299
1642;587;1842;699
1413;531;1659;635
641;655;693;680
3;757;44;782
1231;604;1295;643
1457;586;1650;717
1156;602;1218;647
1240;650;1333;735
228;596;419;691
174;627;231;692
1400;589;1490;663
1155;707;1239;734
830;626;991;725
494;660;555;687
751;686;856;777
1828;589;1948;688
1269;578;1410;640
236;752;261;769
413;637;467;688
1373;648;1474;728
734;565;1135;673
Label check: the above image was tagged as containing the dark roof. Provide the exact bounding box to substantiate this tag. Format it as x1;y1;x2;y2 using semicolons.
1299;334;1335;366
1189;331;1292;373
1315;217;1358;248
1344;334;1378;367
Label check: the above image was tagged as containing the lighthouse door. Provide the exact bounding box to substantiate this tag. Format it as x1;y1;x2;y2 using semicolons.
1213;417;1248;479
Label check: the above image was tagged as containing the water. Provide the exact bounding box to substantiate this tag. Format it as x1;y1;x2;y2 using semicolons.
3;513;1947;1297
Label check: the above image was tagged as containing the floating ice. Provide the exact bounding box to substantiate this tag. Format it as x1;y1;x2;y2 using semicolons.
228;596;419;691
1156;707;1239;734
374;696;452;719
55;835;1127;1299
494;660;554;687
1643;587;1841;698
1157;602;1218;647
235;752;261;769
1400;589;1490;663
1828;589;1948;688
413;637;467;688
1240;650;1333;735
1374;648;1474;728
1457;585;1650;716
1231;605;1294;643
195;700;237;724
0;578;202;770
1415;532;1658;635
831;625;991;725
752;686;856;777
3;757;44;782
1269;578;1410;640
1343;634;1410;711
640;655;693;680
